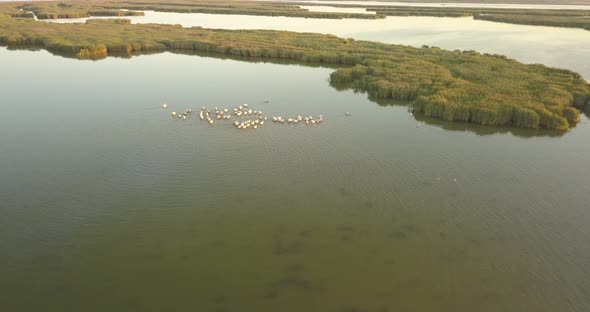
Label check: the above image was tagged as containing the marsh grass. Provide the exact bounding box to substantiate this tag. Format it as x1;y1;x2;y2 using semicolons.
1;3;589;131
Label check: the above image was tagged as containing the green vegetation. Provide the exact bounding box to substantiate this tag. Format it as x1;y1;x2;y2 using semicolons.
16;2;145;19
0;3;589;131
8;0;590;30
284;2;590;31
17;1;385;20
474;14;590;31
363;6;590;30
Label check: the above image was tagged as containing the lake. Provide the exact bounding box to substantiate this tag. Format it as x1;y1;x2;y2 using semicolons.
2;10;590;312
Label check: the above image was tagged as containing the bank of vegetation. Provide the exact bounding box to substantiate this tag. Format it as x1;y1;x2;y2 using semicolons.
362;6;590;30
16;1;385;20
7;1;590;30
474;14;590;30
11;2;145;19
0;4;589;131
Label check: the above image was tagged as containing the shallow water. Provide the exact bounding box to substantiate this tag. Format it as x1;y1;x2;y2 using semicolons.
2;45;590;311
45;11;590;79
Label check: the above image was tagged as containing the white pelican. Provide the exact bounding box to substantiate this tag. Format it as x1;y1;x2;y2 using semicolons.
171;112;177;116
162;103;168;109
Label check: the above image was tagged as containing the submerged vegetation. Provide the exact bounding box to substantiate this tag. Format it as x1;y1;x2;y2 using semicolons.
0;2;589;131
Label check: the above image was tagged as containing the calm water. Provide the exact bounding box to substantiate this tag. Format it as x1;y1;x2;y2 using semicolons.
2;43;590;311
46;11;590;79
5;7;590;311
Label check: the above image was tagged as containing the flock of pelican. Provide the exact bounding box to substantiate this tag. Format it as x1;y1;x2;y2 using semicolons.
162;103;329;130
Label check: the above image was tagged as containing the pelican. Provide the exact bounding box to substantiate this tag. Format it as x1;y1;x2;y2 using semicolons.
253;125;258;129
272;116;278;122
238;105;243;110
243;104;249;107
345;112;351;116
172;112;177;116
162;103;168;109
182;115;187;120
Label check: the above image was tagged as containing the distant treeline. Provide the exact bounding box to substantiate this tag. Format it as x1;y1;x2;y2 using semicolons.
0;5;589;131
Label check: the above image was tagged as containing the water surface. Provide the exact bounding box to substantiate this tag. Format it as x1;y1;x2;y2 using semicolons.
1;46;590;311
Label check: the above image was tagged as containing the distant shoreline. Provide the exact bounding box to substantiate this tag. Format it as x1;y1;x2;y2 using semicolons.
279;0;590;6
